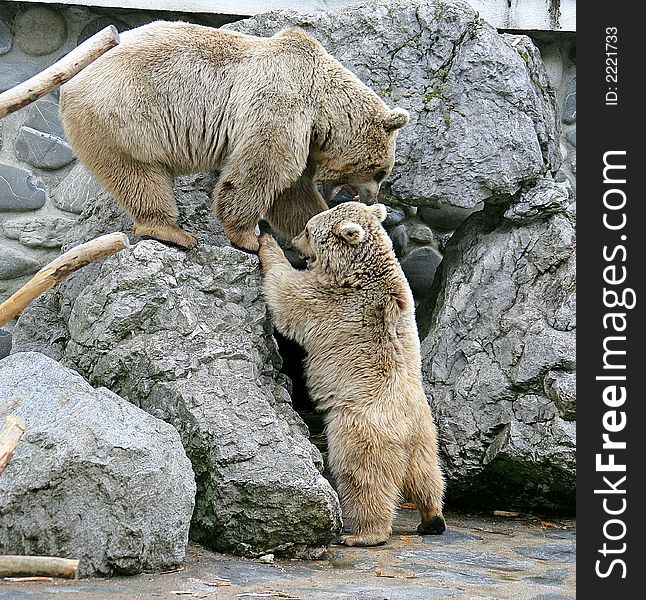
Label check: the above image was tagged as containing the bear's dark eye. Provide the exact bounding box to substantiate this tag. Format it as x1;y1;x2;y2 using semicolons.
373;170;387;182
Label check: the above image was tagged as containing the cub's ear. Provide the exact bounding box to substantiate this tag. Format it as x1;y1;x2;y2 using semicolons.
337;220;366;245
368;203;387;223
384;108;410;132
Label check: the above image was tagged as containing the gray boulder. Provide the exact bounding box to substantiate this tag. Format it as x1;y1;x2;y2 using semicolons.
0;351;196;577
418;201;575;511
12;175;342;559
226;0;560;208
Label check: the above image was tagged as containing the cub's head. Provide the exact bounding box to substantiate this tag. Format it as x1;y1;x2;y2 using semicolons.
313;107;409;205
292;202;393;280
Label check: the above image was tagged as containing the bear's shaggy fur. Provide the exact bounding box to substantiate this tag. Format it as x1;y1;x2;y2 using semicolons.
59;22;409;251
258;202;445;546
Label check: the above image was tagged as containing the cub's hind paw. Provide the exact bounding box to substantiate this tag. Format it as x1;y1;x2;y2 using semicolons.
340;533;389;547
417;515;446;535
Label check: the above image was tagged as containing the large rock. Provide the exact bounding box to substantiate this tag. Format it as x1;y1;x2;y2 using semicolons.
12;175;342;559
226;0;560;208
0;352;196;577
418;190;576;511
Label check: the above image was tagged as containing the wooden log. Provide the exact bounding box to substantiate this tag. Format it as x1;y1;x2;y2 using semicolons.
0;25;120;119
0;416;27;473
0;556;79;579
0;232;130;327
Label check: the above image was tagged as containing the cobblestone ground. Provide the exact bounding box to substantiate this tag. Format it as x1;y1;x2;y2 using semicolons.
0;509;575;600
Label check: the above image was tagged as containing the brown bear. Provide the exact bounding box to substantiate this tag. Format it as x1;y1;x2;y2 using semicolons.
59;22;409;252
258;202;446;546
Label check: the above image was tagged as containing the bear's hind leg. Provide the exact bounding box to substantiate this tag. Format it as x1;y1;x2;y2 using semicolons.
403;443;446;535
328;428;405;547
98;154;196;249
336;470;399;547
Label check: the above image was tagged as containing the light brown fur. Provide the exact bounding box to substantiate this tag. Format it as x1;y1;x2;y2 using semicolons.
258;202;445;546
59;22;409;251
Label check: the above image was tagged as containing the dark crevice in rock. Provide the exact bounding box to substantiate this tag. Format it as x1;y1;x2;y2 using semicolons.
273;331;328;460
445;456;575;515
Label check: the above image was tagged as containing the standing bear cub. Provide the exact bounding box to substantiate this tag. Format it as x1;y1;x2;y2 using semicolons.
259;202;446;546
59;22;409;252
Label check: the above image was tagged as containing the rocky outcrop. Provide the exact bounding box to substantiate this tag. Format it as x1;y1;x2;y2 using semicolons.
0;352;196;577
12;174;342;559
7;0;574;517
226;0;560;209
418;180;575;512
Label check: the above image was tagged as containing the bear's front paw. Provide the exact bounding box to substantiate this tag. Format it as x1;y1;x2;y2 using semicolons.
258;234;285;268
258;233;276;248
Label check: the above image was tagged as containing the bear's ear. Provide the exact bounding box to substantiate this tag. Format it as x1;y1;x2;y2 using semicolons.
384;108;410;132
368;203;387;223
337;220;366;245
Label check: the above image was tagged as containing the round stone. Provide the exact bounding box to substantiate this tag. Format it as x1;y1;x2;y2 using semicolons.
0;163;47;211
561;77;576;125
14;126;76;170
400;246;443;298
389;224;408;258
0;329;11;359
2;215;76;249
0;18;12;55
407;222;434;244
23;97;65;139
78;16;128;44
0;245;41;280
15;7;67;57
52;163;104;214
382;206;405;230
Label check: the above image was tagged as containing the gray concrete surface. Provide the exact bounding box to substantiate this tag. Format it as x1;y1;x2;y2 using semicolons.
0;509;575;599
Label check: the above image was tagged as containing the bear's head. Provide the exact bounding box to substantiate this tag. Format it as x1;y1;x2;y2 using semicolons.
292;201;394;283
313;108;409;205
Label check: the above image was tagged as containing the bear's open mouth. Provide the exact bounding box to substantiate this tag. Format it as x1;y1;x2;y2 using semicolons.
322;183;360;205
295;250;317;270
330;184;359;200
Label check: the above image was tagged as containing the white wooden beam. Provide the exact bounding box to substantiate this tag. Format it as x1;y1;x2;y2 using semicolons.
4;0;576;31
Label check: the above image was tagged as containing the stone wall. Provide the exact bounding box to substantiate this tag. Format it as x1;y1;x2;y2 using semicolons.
0;1;575;350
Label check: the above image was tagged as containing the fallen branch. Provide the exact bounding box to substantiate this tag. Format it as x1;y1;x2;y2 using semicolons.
0;25;120;119
4;576;54;582
0;415;27;473
0;232;130;326
0;556;79;579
